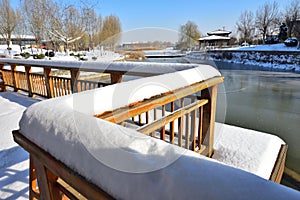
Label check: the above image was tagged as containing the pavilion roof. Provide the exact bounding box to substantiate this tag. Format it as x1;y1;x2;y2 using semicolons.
199;35;231;41
207;29;232;36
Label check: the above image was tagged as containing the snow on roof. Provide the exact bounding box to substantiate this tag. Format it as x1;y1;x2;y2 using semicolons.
18;66;300;199
199;35;231;41
207;29;232;35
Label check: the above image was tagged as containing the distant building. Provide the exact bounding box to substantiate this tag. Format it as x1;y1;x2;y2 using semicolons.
198;29;231;49
0;35;35;46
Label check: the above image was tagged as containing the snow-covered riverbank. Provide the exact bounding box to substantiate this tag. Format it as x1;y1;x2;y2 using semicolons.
186;44;300;72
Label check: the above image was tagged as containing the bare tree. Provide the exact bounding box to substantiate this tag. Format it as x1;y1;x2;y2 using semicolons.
46;3;85;52
292;13;300;48
72;0;104;51
236;10;255;44
92;15;103;47
0;0;19;48
75;33;89;51
255;1;279;42
82;8;100;51
178;21;201;49
100;15;122;49
284;0;300;37
23;0;46;47
13;8;28;51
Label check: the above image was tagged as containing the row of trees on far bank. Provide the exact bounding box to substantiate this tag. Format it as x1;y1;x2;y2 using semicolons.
0;0;121;51
236;0;300;44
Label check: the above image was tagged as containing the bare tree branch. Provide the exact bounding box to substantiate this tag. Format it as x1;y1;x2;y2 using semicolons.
236;10;255;44
255;1;279;42
0;0;19;47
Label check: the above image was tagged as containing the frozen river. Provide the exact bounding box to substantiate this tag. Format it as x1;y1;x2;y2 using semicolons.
215;62;300;174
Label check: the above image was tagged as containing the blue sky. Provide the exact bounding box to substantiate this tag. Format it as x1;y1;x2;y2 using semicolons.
96;0;290;35
11;0;291;42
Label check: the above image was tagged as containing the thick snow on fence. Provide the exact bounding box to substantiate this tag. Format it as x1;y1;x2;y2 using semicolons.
17;64;299;199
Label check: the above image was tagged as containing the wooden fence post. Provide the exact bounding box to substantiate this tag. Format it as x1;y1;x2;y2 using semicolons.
11;65;18;92
0;64;5;92
44;67;54;98
25;65;33;97
70;69;80;93
201;85;218;157
110;72;123;84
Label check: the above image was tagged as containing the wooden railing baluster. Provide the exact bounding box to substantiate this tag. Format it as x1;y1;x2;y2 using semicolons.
198;106;203;151
25;65;33;97
160;105;166;141
170;102;175;144
10;65;18;92
191;110;197;151
185;113;190;149
178;98;185;147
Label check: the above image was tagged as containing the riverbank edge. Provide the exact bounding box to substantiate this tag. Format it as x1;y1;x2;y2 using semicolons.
186;50;300;72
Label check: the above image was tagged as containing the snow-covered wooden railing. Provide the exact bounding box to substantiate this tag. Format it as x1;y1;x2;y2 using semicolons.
96;75;222;157
0;58;203;98
11;63;297;199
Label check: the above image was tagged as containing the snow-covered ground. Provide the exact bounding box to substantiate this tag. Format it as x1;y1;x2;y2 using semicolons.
226;43;300;52
0;92;38;199
0;44;123;63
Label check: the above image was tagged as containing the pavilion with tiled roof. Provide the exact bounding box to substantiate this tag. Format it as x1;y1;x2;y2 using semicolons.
199;29;232;49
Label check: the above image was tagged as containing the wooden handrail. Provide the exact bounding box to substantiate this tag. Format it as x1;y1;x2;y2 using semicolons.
96;76;224;157
97;77;224;123
0;58;200;76
0;58;211;98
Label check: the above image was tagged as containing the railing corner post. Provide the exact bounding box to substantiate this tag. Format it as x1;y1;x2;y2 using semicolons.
201;85;218;157
110;72;123;84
